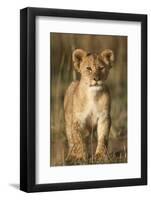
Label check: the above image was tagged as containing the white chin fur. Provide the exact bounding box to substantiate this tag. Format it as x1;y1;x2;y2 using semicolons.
89;85;103;91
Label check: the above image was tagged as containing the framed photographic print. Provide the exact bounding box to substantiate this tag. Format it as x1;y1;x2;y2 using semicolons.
20;7;147;192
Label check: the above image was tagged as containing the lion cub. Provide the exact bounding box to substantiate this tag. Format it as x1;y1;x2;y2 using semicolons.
64;49;114;163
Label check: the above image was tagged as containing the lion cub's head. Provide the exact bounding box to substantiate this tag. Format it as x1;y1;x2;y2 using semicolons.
73;49;114;89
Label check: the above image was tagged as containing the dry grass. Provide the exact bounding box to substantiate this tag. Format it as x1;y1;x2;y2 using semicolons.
50;33;127;166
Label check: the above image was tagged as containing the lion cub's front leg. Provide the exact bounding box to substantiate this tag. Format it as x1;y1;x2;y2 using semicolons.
95;111;111;162
65;120;87;164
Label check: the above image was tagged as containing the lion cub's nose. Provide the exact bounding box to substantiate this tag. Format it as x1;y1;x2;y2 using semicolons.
93;77;100;81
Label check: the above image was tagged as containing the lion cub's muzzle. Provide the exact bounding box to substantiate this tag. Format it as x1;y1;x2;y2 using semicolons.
90;79;103;87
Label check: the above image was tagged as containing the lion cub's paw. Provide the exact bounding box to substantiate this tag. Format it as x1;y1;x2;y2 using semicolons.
66;145;87;165
95;148;109;163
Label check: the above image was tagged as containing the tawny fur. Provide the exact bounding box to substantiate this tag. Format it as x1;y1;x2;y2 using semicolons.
64;49;114;163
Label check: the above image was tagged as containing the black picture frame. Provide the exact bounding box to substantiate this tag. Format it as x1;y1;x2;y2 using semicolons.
20;7;147;192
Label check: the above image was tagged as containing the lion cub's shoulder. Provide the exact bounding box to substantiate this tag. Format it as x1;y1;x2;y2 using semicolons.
64;80;79;109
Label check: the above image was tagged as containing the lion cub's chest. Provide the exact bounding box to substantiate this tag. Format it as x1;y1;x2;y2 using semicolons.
77;89;102;128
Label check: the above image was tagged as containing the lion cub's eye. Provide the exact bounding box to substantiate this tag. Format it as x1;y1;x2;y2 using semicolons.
100;66;105;70
86;67;92;71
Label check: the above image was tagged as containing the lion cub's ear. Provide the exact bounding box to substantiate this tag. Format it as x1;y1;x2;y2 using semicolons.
100;49;114;67
72;49;86;72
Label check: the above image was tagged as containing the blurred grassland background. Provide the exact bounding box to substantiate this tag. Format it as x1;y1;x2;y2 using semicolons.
50;32;127;166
